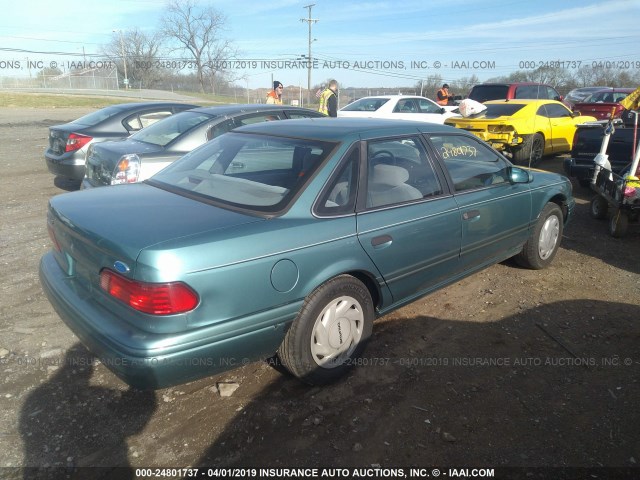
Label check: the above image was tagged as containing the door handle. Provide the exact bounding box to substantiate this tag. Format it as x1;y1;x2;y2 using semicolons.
463;209;481;221
371;234;393;248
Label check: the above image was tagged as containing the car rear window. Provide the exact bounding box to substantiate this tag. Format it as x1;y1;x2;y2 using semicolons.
482;104;527;117
68;105;124;126
468;85;509;102
149;132;336;215
342;98;390;112
130;111;214;147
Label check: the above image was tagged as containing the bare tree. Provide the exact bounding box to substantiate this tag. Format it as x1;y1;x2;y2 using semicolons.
102;28;165;88
161;0;235;93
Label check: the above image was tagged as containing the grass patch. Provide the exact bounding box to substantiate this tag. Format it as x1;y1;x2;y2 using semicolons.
0;92;128;108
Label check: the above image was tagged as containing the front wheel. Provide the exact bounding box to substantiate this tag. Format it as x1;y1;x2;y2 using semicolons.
515;202;563;269
278;275;374;385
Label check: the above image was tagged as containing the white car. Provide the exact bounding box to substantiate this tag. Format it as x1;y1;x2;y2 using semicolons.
338;95;460;124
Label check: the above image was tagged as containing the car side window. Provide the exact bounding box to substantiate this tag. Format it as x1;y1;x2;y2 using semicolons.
394;99;418;113
418;99;442;114
235;113;283;126
285;110;322;119
124;110;173;132
316;147;359;215
207;119;236;141
547;86;561;101
430;134;510;192
365;137;441;208
544;103;572;118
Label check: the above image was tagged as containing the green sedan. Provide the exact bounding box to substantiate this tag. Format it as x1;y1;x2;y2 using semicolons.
40;118;574;388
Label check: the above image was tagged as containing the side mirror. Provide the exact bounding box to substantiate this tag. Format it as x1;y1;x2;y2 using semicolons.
510;166;532;184
440;108;446;114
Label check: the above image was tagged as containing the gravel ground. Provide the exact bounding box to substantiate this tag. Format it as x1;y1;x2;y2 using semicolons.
0;106;638;479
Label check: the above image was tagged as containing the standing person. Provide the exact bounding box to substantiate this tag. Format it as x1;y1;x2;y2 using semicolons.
266;81;284;104
436;83;453;106
318;79;339;117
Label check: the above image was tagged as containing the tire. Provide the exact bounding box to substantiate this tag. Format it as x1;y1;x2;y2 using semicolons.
589;195;608;220
512;133;544;166
277;275;374;385
609;210;629;238
515;202;563;269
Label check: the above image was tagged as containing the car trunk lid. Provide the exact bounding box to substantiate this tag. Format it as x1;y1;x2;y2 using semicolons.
85;139;164;186
47;183;263;290
48;122;91;155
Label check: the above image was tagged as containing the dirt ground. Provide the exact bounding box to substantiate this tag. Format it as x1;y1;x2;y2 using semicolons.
0;106;639;478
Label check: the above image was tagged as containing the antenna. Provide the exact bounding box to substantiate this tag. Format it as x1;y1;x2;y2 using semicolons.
300;4;318;106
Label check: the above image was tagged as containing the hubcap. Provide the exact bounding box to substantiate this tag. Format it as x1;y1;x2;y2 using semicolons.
538;214;560;260
310;295;364;368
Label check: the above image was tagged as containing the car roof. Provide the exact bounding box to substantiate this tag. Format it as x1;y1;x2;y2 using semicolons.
110;101;199;110
473;82;552;87
232;117;458;142
351;95;429;99
186;104;317;115
483;99;564;106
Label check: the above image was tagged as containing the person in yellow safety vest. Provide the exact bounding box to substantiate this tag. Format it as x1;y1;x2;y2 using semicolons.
318;79;339;117
436;83;453;106
266;81;284;104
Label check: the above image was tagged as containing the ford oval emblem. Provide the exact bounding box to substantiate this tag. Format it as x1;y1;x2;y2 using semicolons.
113;261;130;274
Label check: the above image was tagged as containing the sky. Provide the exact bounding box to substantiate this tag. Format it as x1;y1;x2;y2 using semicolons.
1;0;640;90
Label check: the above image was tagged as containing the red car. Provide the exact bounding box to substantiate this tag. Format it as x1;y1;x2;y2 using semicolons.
571;88;634;120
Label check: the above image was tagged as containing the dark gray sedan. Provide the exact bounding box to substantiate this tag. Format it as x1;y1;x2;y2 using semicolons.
45;101;199;183
82;104;325;189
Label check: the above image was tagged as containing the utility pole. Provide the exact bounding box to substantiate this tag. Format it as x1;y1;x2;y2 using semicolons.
300;4;318;106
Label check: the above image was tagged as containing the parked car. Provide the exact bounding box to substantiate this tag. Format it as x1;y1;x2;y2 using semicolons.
564;114;638;187
467;82;564;104
45;102;199;183
82;104;324;189
40;118;575;389
564;86;609;106
571;88;634;121
445;99;597;165
338;95;459;123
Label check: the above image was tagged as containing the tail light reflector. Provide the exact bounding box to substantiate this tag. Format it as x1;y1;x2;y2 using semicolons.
112;154;141;184
99;269;199;315
65;133;93;152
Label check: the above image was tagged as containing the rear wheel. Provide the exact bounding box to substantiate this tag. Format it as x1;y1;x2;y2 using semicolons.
515;202;563;269
589;195;608;219
278;275;374;385
609;210;629;238
512;133;544;166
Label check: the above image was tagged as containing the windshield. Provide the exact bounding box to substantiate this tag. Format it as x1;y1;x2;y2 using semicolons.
130;111;213;147
149;132;336;214
584;91;630;103
342;97;390;112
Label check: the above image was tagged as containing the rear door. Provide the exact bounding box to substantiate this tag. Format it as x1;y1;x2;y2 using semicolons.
355;136;462;304
428;133;532;270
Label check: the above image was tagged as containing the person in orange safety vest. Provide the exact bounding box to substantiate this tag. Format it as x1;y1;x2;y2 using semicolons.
436;84;453;106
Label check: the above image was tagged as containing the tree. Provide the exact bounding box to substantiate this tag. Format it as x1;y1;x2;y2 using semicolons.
102;28;164;88
161;0;235;93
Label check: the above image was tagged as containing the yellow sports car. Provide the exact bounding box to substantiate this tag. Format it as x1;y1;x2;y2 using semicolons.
445;99;597;165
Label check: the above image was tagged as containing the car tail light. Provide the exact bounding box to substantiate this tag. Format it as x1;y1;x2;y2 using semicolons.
112;154;141;185
47;223;61;252
99;269;199;315
488;125;515;133
65;133;92;152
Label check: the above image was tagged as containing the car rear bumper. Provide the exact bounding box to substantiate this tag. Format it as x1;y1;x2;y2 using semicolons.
45;150;86;180
563;157;594;182
39;252;292;389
